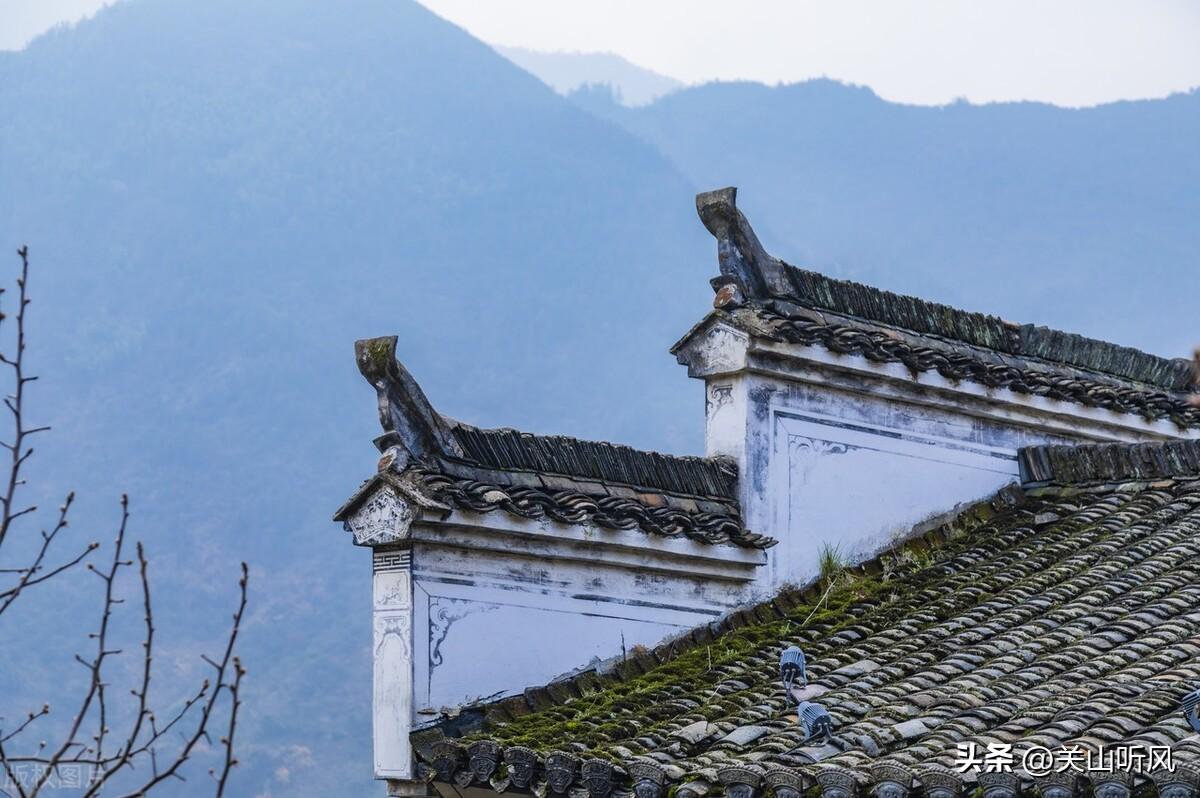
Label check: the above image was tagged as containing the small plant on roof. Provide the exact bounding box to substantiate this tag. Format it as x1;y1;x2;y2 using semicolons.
817;541;845;585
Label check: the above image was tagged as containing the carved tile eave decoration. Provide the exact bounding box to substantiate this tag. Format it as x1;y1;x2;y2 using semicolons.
717;764;761;798
504;746;538;791
1153;763;1200;798
467;740;501;785
581;758;615;798
345;484;414;547
683;323;750;377
868;763;912;798
737;306;1200;427
764;768;805;798
627;760;667;798
414;468;775;549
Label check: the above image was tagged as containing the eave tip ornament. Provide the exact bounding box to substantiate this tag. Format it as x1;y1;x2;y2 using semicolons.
353;335;462;464
695;186;790;302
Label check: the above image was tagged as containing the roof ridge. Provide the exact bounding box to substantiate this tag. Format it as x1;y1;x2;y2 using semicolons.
779;263;1018;354
723;305;1200;426
1019;437;1200;486
447;424;739;500
695;186;1194;391
449;423;729;466
351;336;740;500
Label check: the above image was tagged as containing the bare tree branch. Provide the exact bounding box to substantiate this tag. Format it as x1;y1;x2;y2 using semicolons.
0;246;44;551
0;493;97;617
0;248;249;797
0;706;48;746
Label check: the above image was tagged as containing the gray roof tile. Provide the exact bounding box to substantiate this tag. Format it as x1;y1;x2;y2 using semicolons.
417;461;1200;793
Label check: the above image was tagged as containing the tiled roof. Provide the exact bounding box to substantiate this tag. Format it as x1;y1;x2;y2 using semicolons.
415;440;1200;794
713;303;1200;427
448;426;738;501
681;187;1199;426
341;336;772;549
767;267;1190;390
408;446;773;548
335;425;773;549
1020;439;1200;487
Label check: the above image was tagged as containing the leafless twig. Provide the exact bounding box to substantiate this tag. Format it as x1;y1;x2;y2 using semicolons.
0;247;248;796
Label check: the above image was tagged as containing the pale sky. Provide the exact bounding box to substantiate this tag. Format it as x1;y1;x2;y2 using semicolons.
4;0;1200;106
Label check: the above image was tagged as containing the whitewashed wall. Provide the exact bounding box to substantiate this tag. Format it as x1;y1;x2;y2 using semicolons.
344;487;765;784
733;374;1068;586
409;534;756;715
678;317;1199;591
372;549;416;781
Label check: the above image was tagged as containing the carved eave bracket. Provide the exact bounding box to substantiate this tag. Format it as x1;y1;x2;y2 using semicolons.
696;187;791;302
335;461;450;547
355;336;464;463
343;483;415;547
673;318;751;378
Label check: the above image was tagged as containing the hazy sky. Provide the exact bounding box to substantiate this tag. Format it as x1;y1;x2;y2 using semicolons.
5;0;1199;106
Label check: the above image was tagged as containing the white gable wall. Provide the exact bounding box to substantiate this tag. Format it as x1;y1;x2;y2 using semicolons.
680;318;1198;591
344;487;764;785
408;521;759;717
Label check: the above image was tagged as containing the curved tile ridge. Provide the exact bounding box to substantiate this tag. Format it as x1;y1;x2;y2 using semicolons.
1019;439;1200;486
351;335;743;500
448;426;738;500
412;467;775;549
694;186;1194;392
777;264;1192;391
733;305;1200;427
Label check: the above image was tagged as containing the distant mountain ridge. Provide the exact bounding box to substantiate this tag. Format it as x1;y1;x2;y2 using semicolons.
0;1;703;795
578;79;1200;359
495;45;684;106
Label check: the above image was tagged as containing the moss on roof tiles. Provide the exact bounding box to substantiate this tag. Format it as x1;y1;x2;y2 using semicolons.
424;478;1200;788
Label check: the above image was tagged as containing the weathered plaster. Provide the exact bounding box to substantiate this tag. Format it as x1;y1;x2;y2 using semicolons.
408;516;759;717
352;477;765;769
680;322;1199;590
374;549;415;780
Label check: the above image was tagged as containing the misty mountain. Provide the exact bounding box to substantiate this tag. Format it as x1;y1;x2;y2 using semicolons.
496;46;684;106
579;79;1200;358
0;1;706;794
2;1;1199;796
